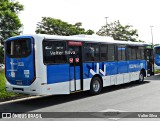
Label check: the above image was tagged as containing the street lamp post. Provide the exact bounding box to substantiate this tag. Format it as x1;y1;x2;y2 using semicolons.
105;17;109;35
150;26;154;48
105;17;109;27
150;26;154;75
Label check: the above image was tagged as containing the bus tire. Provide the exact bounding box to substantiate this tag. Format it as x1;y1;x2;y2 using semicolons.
137;71;144;83
90;77;102;95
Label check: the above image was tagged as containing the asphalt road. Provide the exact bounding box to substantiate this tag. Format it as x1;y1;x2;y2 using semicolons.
1;75;160;121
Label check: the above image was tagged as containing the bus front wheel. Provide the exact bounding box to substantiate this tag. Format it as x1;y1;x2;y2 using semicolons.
90;77;102;95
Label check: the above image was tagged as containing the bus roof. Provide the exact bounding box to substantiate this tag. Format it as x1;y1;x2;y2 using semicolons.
154;45;160;48
6;34;151;46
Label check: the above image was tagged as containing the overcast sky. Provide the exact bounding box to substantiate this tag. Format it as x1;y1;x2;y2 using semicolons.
18;0;160;44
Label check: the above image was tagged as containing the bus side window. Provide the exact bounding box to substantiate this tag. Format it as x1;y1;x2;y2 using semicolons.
128;46;137;60
108;45;115;61
141;48;144;60
118;46;122;61
43;41;67;64
84;43;92;61
84;43;100;62
137;48;141;59
132;47;136;60
128;47;131;60
118;45;126;61
100;44;107;61
137;46;144;60
155;48;160;54
122;47;126;60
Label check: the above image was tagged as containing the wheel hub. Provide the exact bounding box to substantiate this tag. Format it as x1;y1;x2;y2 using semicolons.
93;80;100;92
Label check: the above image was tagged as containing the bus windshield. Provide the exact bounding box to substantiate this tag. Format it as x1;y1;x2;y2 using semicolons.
155;48;160;54
6;38;31;58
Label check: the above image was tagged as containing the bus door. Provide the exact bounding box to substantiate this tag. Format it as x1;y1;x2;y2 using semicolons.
145;48;154;76
68;41;83;92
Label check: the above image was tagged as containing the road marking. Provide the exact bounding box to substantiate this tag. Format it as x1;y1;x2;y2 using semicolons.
92;109;127;120
0;96;42;105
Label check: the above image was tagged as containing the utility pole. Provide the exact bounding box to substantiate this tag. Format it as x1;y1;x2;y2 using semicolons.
105;17;108;27
150;26;154;48
150;26;154;75
105;17;109;35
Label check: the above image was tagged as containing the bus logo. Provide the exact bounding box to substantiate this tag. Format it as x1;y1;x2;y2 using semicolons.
87;63;106;76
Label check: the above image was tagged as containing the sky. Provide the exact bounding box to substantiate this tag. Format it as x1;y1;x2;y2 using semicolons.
18;0;160;44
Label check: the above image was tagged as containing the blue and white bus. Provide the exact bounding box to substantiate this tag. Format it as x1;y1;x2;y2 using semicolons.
154;46;160;66
5;34;154;95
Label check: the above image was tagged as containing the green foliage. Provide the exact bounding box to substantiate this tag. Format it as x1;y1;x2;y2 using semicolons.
0;46;4;63
0;70;16;99
0;70;27;101
97;20;140;42
0;0;23;63
0;0;24;43
35;17;94;35
154;69;160;74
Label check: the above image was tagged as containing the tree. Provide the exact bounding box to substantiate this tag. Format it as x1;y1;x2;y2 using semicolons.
0;46;4;63
0;0;24;63
0;0;24;44
35;17;94;35
96;20;140;42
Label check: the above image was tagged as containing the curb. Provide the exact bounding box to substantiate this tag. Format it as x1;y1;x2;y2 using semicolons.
0;96;41;105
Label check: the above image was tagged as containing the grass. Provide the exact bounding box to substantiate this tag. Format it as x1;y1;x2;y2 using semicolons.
0;69;19;99
154;69;160;74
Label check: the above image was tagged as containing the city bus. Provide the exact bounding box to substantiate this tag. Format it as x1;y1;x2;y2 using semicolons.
154;46;160;66
5;34;154;95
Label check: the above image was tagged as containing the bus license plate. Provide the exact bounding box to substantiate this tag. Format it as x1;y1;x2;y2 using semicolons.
16;81;22;85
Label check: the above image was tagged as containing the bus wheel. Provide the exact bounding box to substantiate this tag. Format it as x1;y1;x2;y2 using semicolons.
137;71;144;83
90;77;102;95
